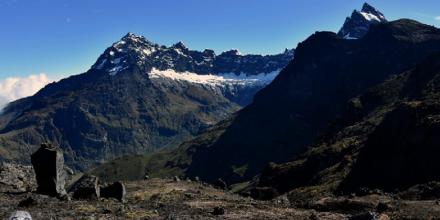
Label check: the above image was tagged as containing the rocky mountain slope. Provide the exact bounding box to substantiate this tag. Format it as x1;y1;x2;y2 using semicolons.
0;33;293;170
337;3;387;39
94;19;440;185
250;51;440;203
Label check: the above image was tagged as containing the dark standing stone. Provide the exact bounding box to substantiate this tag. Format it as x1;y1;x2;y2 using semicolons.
70;174;100;200
31;143;66;197
101;181;126;202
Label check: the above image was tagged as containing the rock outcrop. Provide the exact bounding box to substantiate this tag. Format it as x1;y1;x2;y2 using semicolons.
0;162;36;193
31;143;66;197
100;181;126;202
70;174;100;200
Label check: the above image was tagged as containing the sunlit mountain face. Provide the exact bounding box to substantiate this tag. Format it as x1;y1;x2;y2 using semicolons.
0;32;293;170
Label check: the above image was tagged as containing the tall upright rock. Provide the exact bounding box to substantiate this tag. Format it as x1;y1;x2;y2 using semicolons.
31;143;66;197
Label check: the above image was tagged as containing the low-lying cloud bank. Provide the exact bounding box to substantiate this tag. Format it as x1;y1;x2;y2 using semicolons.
0;73;54;110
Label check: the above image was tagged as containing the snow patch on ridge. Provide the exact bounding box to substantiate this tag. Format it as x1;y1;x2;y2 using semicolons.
148;68;280;87
359;11;382;22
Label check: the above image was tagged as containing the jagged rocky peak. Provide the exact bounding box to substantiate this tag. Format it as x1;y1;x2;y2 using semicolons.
220;49;242;56
115;32;157;51
91;32;159;75
361;2;385;18
91;32;294;77
172;41;188;50
337;2;387;39
283;48;295;56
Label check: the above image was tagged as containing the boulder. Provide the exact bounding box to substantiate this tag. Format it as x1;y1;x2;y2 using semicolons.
101;181;126;202
31;143;66;196
70;175;100;200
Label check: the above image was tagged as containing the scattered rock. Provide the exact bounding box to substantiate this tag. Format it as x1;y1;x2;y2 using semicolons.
213;178;227;190
194;176;200;182
101;181;126;202
31;143;67;197
311;197;377;214
376;202;391;213
0;162;36;193
350;212;375;220
211;206;225;215
350;212;389;220
173;176;180;182
377;214;390;220
309;213;320;220
18;196;38;208
70;175;100;200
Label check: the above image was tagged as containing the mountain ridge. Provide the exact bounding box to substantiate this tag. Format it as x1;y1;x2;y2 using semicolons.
0;33;293;170
93;19;440;185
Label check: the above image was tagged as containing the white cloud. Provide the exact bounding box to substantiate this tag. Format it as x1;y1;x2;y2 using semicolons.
436;16;440;21
0;73;54;110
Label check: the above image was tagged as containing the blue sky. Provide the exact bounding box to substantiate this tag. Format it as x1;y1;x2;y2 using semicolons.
1;0;440;79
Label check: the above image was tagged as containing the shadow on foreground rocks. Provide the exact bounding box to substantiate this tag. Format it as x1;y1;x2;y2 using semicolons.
30;143;127;202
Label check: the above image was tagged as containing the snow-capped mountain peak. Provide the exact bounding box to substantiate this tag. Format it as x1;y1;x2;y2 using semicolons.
337;3;387;40
91;33;294;78
361;3;385;20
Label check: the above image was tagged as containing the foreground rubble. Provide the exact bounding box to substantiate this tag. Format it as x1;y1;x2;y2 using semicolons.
0;177;440;219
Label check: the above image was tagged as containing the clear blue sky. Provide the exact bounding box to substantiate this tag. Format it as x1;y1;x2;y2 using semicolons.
1;0;440;79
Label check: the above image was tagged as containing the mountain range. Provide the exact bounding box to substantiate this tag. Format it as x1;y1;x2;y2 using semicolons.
0;33;293;169
93;8;440;198
5;3;440;205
